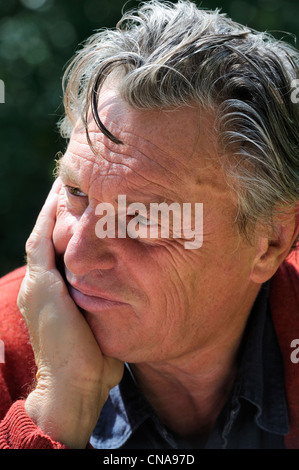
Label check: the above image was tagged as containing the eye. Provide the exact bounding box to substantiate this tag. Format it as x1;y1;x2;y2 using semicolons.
133;212;153;226
127;210;156;227
65;185;87;198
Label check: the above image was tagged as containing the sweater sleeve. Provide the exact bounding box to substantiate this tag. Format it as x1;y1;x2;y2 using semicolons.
0;267;68;449
0;401;66;449
270;251;299;449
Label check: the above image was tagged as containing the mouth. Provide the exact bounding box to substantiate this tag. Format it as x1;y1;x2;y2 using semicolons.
68;284;128;314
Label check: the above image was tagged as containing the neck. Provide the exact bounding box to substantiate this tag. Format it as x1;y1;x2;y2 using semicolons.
130;284;262;441
130;324;244;439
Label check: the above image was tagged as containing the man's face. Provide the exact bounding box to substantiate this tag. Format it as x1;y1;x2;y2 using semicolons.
53;85;260;364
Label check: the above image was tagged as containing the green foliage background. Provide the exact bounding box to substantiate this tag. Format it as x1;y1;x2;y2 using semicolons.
0;0;298;276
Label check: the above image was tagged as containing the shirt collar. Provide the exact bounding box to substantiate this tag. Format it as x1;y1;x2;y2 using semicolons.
90;283;289;449
236;282;289;435
89;363;152;448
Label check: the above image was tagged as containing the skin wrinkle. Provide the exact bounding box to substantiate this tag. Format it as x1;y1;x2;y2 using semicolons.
54;86;264;382
89;125;183;177
62;138;181;201
86;88;202;170
92;98;199;160
158;273;190;353
51;84;288;439
61;149;188;214
96;143;182;188
61;154;227;226
20;2;299;445
80;128;188;191
65;92;225;210
61;162;232;250
98;162;171;202
64;239;148;313
61;173;161;290
60;154;234;249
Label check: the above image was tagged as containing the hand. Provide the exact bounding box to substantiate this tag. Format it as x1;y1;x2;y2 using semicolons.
17;178;124;448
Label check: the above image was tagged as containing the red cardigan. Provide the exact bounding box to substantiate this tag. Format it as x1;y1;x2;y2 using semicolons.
0;257;298;449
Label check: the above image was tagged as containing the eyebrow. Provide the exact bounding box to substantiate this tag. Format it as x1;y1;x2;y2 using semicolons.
57;156;180;208
56;157;81;186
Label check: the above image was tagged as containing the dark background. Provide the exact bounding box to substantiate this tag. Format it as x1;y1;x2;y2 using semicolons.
0;0;299;277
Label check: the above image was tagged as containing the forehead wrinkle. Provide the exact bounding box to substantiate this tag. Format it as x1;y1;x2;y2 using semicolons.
97;100;199;161
75;111;199;186
75;125;186;193
94;137;187;192
60;147;159;203
60;132;180;206
97;151;182;195
99;120;193;175
90;160;181;206
94;131;182;175
65;115;213;204
73;123;179;181
102;153;186;203
62;148;184;207
62;141;199;206
96;128;221;202
60;148;113;202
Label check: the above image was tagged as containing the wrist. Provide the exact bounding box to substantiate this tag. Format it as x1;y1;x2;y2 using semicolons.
25;382;109;448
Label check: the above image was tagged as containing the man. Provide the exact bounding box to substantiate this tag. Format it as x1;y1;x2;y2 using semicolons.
0;0;299;449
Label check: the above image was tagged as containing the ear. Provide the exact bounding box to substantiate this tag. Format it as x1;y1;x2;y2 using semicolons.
250;207;299;284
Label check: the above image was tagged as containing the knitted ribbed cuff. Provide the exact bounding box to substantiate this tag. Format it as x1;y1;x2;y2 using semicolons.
0;400;67;449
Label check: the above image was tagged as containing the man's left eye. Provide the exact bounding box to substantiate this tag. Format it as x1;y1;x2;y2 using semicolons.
66;185;87;197
136;213;152;226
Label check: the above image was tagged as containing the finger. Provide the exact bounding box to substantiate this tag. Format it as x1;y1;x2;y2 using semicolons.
32;178;62;233
31;178;62;235
26;179;62;270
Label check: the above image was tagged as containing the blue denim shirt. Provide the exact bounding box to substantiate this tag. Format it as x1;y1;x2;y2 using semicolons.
90;283;289;449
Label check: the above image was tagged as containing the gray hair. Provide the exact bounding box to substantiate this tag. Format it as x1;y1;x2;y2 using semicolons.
59;0;299;242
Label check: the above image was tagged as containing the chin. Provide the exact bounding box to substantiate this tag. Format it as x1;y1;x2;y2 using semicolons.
83;312;139;362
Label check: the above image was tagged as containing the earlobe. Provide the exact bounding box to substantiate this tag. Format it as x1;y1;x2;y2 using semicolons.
250;208;299;284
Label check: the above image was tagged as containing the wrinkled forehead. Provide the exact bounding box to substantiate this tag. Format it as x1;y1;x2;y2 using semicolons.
61;85;231;204
84;84;219;166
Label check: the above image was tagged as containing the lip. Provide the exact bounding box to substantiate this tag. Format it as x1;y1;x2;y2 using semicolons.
68;284;128;313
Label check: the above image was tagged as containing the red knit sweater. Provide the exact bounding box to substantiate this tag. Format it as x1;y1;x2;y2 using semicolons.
0;266;65;449
0;257;298;449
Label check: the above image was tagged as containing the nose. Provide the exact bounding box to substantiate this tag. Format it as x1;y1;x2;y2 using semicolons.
64;206;117;276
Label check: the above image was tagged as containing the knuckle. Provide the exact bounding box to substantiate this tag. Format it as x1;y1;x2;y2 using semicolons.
17;270;42;317
17;286;30;318
17;276;33;309
25;233;39;254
